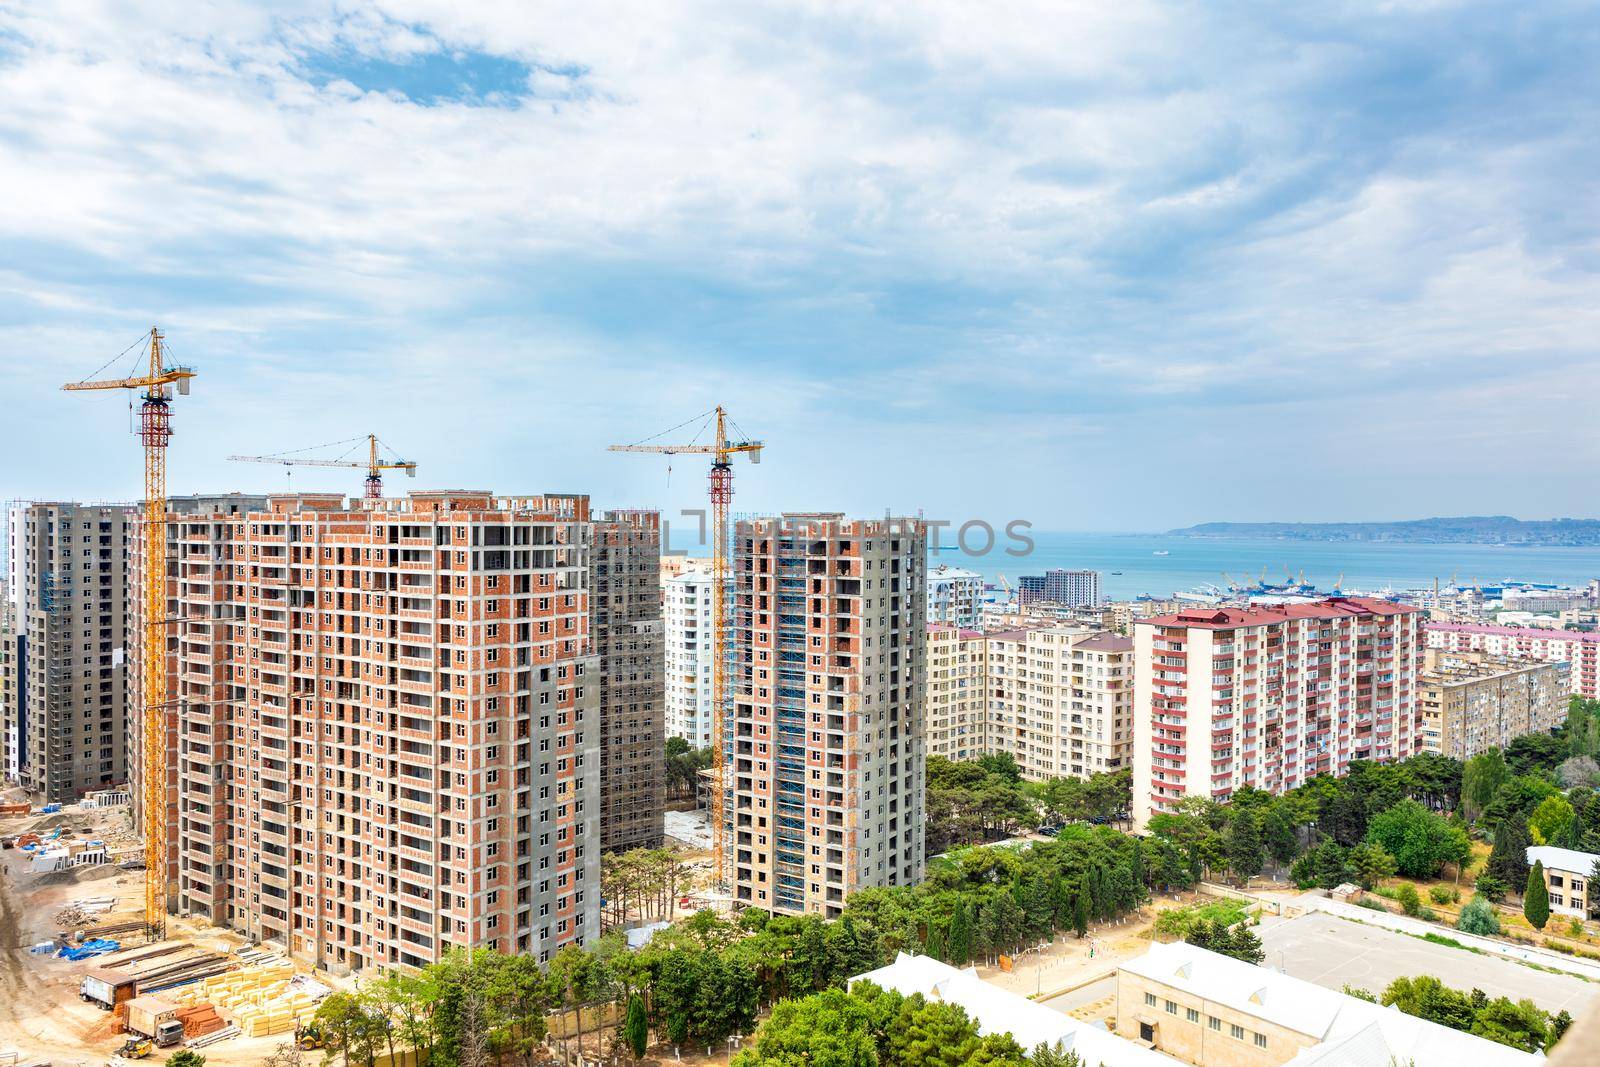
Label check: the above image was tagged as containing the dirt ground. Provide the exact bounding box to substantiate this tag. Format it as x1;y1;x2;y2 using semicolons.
0;803;311;1067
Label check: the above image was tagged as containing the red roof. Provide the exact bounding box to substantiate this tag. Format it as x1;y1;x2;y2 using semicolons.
1137;596;1419;631
1427;621;1600;644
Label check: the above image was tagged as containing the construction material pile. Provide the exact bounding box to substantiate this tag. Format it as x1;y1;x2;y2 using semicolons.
174;958;330;1038
175;1002;228;1039
90;942;236;994
57;937;119;960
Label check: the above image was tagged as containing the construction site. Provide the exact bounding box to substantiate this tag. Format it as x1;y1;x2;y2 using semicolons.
0;791;348;1065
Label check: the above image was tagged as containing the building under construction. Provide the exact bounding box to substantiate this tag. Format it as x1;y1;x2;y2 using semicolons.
730;514;928;917
129;489;660;972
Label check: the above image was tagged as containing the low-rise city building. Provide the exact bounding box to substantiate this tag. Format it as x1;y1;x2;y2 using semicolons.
1117;941;1536;1067
1526;845;1597;920
1418;649;1568;759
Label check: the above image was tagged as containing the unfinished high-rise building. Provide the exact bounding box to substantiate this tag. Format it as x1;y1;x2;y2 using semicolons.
590;510;664;852
730;514;928;917
2;502;132;801
133;490;602;973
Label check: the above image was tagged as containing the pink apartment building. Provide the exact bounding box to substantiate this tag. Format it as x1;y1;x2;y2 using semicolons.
1426;622;1600;699
1132;597;1422;826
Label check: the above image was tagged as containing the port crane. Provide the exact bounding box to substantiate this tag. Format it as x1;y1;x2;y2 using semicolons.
63;327;196;938
609;406;762;888
229;434;417;499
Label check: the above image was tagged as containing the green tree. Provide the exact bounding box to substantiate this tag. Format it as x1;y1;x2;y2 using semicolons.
1225;810;1264;884
948;902;974;965
623;994;649;1062
1072;885;1089;939
1457;894;1502;936
1347;842;1397;890
1486;817;1531;888
1366;799;1469;879
166;1053;206;1067
1528;795;1576;846
1462;749;1509;821
1524;861;1550;930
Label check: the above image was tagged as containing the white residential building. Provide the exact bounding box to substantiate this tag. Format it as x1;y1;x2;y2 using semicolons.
926;624;987;761
927;565;984;629
663;570;716;748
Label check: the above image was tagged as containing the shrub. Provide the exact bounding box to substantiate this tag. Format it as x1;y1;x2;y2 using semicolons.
1474;874;1509;903
1430;885;1459;906
1397;883;1422;917
1357;898;1387;912
1457;895;1502;937
1566;918;1584;939
1417;906;1438;922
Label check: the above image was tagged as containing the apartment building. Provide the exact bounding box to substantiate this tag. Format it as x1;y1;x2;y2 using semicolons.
925;623;986;761
730;514;927;917
927;565;983;629
134;490;601;973
664;569;716;748
1418;648;1568;759
3;502;132;801
1427;621;1600;698
983;628;1035;767
1018;568;1101;608
590;511;664;852
1132;597;1422;826
985;626;1134;781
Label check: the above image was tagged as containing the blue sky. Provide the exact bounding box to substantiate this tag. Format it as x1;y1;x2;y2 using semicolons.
1;2;1596;531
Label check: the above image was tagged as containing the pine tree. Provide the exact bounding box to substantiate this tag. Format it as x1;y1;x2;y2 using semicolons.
1524;861;1550;931
1073;885;1090;939
1488;817;1532;888
924;926;947;962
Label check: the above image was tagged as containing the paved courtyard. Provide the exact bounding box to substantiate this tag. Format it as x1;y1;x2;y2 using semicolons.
1258;911;1600;1016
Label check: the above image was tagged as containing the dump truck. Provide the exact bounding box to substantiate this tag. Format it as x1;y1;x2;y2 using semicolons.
80;966;138;1011
123;996;183;1047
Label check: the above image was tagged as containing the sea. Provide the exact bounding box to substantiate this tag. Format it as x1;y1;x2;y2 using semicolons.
925;532;1600;601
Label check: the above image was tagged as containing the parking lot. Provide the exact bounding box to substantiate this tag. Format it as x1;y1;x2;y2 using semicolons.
1258;911;1600;1017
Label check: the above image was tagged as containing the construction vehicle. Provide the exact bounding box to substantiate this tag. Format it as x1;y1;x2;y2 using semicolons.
124;996;183;1047
64;327;196;939
81;966;140;1011
229;433;417;499
115;1036;153;1060
297;1022;326;1050
609;406;762;887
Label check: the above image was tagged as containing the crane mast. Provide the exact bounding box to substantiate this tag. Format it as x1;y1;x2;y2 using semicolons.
609;406;762;889
63;327;195;938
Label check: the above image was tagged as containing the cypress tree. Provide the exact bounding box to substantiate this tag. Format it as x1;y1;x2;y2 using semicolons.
948;903;973;965
1524;860;1550;931
623;994;649;1062
1073;885;1090;939
924;926;947;962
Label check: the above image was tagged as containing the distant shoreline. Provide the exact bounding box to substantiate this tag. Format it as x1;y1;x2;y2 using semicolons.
1168;516;1600;548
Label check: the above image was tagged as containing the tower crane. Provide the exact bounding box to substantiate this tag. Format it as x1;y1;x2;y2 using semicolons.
609;406;762;889
63;326;195;938
229;434;416;499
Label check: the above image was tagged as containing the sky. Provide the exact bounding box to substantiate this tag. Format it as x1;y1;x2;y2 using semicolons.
1;1;1597;532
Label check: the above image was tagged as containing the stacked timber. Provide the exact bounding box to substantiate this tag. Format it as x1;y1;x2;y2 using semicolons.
174;960;329;1038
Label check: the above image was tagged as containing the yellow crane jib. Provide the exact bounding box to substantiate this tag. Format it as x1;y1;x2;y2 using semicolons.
608;406;762;891
62;326;194;941
229;433;417;500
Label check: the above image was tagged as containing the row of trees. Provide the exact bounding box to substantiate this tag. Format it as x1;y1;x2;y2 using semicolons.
600;847;694;926
664;736;713;802
1357;974;1573;1053
925;754;1129;853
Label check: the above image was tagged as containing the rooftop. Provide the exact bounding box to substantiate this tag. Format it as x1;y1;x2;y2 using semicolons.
1123;942;1536;1067
1527;844;1599;875
1428;620;1600;644
1137;596;1418;630
852;953;1183;1066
